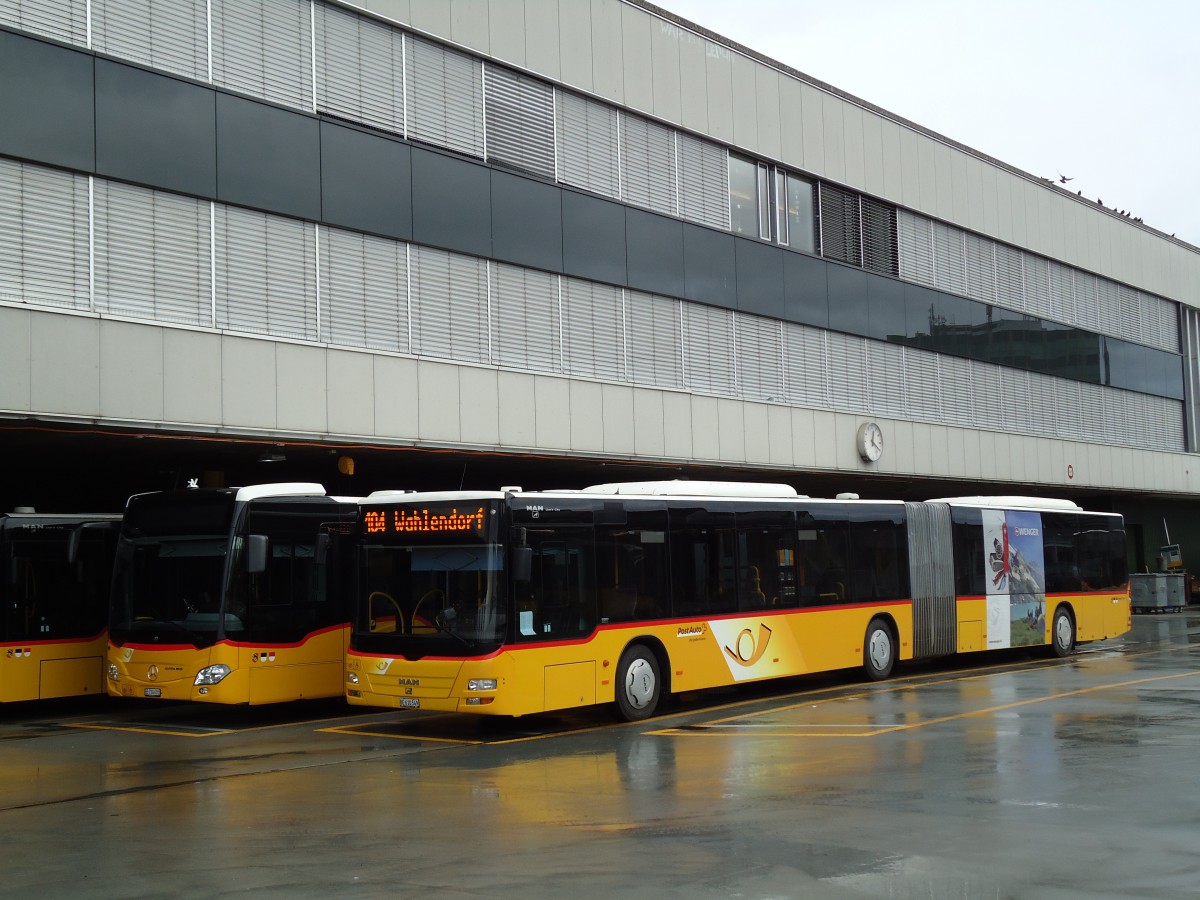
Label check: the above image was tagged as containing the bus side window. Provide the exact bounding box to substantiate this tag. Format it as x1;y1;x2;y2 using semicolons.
525;528;596;639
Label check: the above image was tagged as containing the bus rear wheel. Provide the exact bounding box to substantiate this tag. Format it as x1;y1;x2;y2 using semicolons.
863;618;895;681
615;644;661;721
1051;606;1076;658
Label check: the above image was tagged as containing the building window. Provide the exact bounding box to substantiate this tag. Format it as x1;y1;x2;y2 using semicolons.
781;171;816;254
729;154;761;238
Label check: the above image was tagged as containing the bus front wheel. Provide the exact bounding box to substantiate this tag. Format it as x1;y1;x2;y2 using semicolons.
615;645;661;721
863;618;895;681
1051;606;1076;658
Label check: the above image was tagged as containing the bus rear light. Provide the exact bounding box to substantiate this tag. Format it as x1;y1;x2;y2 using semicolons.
194;664;231;686
467;679;497;691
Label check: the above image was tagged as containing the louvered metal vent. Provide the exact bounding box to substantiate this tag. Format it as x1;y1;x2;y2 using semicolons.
484;65;555;178
861;196;898;277
818;183;862;267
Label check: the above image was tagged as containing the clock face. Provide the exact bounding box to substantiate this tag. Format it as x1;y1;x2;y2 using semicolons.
858;422;883;461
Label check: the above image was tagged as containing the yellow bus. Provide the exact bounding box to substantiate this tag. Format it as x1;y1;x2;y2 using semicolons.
106;483;358;705
1;511;120;702
346;481;1130;720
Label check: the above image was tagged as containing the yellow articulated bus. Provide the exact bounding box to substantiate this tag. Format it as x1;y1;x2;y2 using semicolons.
346;481;1130;720
1;511;121;702
106;483;358;705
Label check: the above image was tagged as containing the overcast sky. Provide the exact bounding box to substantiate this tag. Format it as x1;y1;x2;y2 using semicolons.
656;0;1198;247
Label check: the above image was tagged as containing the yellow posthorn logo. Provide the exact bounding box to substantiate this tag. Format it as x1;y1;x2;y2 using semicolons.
723;623;773;667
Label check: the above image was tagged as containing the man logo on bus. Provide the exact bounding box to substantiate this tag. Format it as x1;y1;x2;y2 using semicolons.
723;623;773;667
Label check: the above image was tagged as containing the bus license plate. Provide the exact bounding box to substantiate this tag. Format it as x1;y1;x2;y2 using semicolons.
144;688;162;698
400;697;420;709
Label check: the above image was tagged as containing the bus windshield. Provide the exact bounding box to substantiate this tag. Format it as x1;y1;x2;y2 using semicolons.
109;535;234;646
355;500;507;653
109;491;239;647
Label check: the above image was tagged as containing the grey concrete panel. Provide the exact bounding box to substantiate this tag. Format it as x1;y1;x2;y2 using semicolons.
778;76;805;171
590;0;624;103
704;40;734;143
450;0;491;55
95;60;216;199
820;93;846;184
626;208;684;297
755;67;782;161
861;112;885;199
523;0;561;80
489;0;529;66
662;391;693;458
620;3;654;114
734;238;785;319
373;355;419;439
533;375;572;450
950;149;969;225
216;94;320;221
676;21;709;133
363;0;412;27
0;308;31;412
731;53;758;151
30;313;98;417
933;142;955;222
682;224;736;309
276;344;329;433
561;190;627;286
880;118;903;204
326;351;376;437
717;397;746;461
742;402;771;464
799;82;825;176
163;330;222;425
221;337;277;428
410;147;492;259
459;366;501;446
558;0;594;91
601;383;636;453
632;389;666;457
569;380;604;451
320;122;412;241
842;104;865;190
490;171;563;272
407;0;452;38
916;135;938;216
690;395;720;459
417;360;462;443
0;31;94;172
497;371;536;447
99;322;164;421
898;126;922;211
649;13;682;125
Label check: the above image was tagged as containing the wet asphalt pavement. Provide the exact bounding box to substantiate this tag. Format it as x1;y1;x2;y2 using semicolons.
2;613;1199;899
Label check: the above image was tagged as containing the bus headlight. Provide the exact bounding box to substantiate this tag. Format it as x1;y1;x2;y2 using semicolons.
347;672;359;685
194;664;231;686
107;664;120;682
468;679;497;691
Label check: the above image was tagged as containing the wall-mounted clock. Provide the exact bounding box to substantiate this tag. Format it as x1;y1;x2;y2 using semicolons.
857;421;883;462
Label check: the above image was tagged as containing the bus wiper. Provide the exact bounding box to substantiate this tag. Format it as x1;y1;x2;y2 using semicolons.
432;609;475;649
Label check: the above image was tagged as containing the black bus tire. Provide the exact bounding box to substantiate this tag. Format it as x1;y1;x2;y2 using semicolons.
863;618;895;681
615;644;661;721
1051;606;1076;658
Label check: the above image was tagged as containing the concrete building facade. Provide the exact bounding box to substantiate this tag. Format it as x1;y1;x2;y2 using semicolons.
2;0;1198;569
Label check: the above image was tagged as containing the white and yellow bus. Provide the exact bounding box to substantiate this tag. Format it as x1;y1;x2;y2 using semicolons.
346;481;1130;720
1;511;120;702
106;483;358;705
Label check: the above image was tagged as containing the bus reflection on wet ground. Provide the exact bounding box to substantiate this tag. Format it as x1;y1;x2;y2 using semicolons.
2;613;1199;899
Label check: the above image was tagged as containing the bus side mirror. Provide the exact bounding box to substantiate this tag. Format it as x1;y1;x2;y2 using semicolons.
512;546;532;582
67;526;83;565
247;535;269;574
